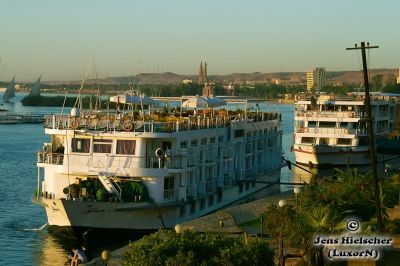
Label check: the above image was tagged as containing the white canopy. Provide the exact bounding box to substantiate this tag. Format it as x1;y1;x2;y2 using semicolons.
202;96;226;107
110;94;157;106
182;95;208;108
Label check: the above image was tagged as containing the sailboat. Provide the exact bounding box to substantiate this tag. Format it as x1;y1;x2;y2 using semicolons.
29;76;41;96
3;77;16;102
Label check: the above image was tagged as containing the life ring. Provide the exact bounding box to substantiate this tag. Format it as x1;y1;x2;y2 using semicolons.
314;128;319;133
70;119;79;129
348;113;354;118
344;129;348;134
155;147;164;157
300;127;304;133
122;120;133;131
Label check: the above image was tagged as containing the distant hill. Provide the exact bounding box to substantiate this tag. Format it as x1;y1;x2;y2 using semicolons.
41;68;398;86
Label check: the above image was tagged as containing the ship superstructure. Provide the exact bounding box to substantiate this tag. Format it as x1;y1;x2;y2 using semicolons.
293;92;400;167
35;97;283;229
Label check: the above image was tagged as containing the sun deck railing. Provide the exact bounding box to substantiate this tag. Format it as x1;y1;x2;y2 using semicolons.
44;112;280;133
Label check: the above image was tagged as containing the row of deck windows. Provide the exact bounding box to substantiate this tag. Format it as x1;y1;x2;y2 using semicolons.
71;138;136;155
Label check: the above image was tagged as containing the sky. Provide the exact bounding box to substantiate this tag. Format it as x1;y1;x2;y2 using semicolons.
0;0;399;81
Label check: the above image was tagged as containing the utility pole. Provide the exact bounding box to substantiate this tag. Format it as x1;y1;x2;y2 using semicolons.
346;42;384;233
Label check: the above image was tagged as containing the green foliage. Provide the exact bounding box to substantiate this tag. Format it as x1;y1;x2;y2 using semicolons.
123;230;274;266
21;94;109;108
96;188;109;201
300;168;377;222
263;202;305;248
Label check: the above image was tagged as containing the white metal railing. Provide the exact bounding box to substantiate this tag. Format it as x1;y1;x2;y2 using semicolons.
206;179;216;193
295;127;367;135
37;152;64;165
295;111;364;119
44;111;280;133
163;189;175;200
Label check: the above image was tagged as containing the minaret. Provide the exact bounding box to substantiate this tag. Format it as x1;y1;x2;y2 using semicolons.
204;61;207;82
198;62;205;84
397;68;400;84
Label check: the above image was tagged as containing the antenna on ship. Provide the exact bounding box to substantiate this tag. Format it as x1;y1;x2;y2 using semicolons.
346;42;384;233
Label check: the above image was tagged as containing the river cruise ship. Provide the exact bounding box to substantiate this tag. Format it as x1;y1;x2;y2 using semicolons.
34;96;283;230
293;92;400;167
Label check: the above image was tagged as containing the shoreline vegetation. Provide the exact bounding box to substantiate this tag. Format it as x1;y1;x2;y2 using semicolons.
19;80;400;107
118;168;400;265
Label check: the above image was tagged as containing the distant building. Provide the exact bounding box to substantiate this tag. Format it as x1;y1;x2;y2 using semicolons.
397;68;400;84
182;79;193;84
202;82;214;97
306;67;326;92
198;61;207;84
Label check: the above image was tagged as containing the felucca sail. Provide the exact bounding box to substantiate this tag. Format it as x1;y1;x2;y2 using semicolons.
29;76;41;96
3;77;16;102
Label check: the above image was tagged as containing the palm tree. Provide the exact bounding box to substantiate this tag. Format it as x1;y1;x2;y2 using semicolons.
301;207;334;266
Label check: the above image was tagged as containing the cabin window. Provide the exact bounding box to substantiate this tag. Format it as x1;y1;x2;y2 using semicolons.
208;195;214;206
319;121;336;128
71;138;90;153
301;137;315;144
337;138;351;145
190;202;196;214
179;206;185;217
210;137;215;144
218;136;224;142
200;199;205;210
93;139;112;153
217;190;222;202
339;122;348;128
320;138;329;145
180;141;187;148
164;176;175;200
116;140;136;155
268;138;274;147
201;138;207;145
191;139;198;147
308;121;317;128
235;129;245;138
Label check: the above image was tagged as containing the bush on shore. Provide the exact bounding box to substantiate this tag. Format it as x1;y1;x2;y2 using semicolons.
123;230;274;266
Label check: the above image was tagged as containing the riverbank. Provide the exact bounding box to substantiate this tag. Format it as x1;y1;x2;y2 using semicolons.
85;190;400;266
84;191;293;265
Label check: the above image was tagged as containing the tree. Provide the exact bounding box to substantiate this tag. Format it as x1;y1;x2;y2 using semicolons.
371;74;383;91
123;230;274;266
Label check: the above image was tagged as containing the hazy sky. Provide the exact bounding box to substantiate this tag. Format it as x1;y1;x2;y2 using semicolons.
1;0;399;81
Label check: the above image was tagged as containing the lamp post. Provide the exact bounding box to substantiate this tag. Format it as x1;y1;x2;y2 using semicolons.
278;199;286;266
384;164;391;181
293;187;301;218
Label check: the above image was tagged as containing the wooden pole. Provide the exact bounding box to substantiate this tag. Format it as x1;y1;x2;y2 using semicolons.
346;42;384;232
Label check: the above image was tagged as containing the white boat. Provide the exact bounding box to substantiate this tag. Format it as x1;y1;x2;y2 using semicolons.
0;113;45;124
34;97;283;230
292;92;400;167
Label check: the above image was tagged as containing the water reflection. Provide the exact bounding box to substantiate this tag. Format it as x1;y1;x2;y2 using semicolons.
36;233;71;266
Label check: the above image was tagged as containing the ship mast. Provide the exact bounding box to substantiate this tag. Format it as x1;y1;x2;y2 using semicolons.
346;42;384;233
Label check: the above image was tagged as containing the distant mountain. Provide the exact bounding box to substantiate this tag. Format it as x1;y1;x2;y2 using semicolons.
42;69;399;86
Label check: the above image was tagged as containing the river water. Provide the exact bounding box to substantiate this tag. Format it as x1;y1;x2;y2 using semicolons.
0;93;302;265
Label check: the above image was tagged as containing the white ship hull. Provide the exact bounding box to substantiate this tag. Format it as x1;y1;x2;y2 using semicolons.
38;169;280;229
293;144;370;167
35;103;283;230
